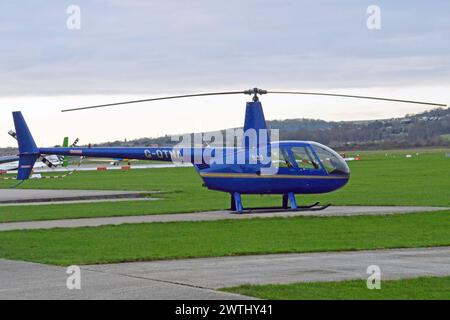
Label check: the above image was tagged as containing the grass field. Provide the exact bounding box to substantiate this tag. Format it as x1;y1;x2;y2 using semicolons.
0;148;449;223
0;210;448;265
0;148;449;301
221;276;450;300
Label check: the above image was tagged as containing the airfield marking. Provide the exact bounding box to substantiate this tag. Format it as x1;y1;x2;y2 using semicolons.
0;206;446;231
0;246;449;299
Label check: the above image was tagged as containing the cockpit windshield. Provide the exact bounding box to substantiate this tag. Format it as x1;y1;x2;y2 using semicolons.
309;142;350;175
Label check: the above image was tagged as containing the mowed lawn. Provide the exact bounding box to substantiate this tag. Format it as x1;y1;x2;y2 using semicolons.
0;148;448;223
221;276;450;300
0;211;448;265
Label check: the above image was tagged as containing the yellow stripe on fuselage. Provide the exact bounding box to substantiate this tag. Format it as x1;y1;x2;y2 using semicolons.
200;173;348;179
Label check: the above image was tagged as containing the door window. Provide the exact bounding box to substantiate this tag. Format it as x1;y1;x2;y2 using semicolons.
271;148;294;168
291;147;320;170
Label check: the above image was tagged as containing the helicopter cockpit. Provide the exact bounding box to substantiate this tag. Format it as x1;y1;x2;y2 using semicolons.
308;142;350;176
272;141;350;176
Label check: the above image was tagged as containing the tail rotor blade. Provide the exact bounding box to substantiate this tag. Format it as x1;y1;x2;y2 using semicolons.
70;138;79;147
8;128;54;168
39;156;54;168
8;130;17;140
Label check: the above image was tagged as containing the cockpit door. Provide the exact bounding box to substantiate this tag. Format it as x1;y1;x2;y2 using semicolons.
270;146;298;175
290;146;324;174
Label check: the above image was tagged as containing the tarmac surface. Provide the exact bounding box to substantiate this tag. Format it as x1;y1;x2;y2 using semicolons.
0;189;448;299
0;189;155;205
1;246;449;300
0;205;446;231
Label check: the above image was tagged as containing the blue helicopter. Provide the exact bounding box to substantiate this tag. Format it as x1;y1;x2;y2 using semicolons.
11;88;446;212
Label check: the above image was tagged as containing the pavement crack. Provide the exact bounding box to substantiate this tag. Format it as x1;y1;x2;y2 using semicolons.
81;267;214;291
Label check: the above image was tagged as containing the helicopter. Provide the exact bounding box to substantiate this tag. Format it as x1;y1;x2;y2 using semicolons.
11;88;446;213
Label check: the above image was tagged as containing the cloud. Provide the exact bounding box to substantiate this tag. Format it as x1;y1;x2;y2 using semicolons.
0;1;449;148
0;0;449;95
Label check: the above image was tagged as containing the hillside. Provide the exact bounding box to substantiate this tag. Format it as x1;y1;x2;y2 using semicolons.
274;107;450;150
94;107;450;151
1;107;449;156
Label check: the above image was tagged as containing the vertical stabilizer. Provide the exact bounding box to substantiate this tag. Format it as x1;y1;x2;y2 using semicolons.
12;112;39;180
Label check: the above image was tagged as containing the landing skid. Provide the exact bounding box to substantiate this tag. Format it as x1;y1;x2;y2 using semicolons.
229;202;331;214
229;192;330;214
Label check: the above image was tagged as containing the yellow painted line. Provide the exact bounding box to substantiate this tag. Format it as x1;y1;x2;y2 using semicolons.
200;173;348;179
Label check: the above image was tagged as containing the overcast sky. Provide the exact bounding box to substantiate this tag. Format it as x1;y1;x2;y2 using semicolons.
0;1;449;146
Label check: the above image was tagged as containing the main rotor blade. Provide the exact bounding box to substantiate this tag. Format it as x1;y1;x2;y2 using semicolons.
267;91;447;107
61;87;447;112
61;91;246;112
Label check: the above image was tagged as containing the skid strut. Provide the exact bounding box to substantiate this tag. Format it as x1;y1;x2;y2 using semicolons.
287;192;297;209
232;192;243;213
283;193;301;209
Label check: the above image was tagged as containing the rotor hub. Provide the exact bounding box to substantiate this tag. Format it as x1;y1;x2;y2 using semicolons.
244;88;267;102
